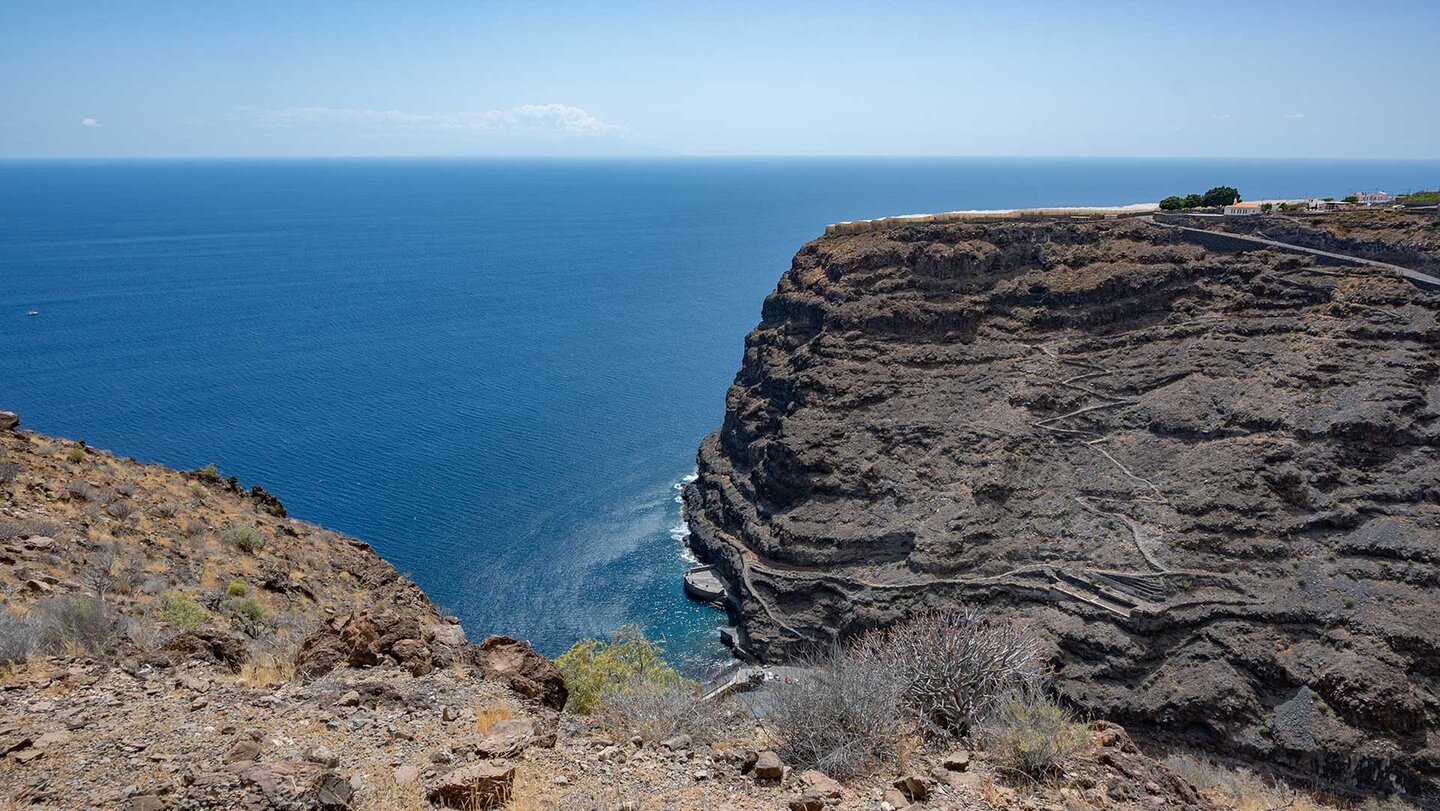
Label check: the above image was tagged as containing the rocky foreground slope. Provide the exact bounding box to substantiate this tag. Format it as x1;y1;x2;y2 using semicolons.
0;412;1246;810
684;213;1440;797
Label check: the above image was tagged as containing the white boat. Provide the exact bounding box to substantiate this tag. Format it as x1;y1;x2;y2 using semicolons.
25;310;38;316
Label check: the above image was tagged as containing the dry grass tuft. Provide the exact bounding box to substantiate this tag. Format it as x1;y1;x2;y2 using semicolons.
1164;754;1420;811
475;701;516;735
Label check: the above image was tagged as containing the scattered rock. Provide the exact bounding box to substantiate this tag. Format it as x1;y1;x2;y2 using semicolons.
313;770;355;810
893;773;931;802
223;738;262;764
432;623;467;647
942;749;970;772
800;769;843;798
661;733;692;750
476;717;536;758
753;750;784;780
126;795;165;811
304;745;340;768
0;734;34;758
33;730;72;749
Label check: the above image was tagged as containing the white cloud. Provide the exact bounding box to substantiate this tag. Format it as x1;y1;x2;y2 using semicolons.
258;104;621;135
81;117;102;128
1212;113;1232;120
1284;112;1306;120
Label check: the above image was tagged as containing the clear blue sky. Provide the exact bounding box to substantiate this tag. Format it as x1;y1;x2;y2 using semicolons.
3;0;1437;159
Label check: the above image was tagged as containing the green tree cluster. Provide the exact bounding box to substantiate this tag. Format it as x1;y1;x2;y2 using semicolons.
555;624;690;714
1158;186;1242;210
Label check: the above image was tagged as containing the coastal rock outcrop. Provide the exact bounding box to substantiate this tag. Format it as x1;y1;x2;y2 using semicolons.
684;215;1440;796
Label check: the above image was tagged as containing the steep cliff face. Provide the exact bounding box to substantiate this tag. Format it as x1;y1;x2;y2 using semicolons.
684;216;1440;794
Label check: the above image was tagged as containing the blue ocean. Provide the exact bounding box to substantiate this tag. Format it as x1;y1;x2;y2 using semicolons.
2;158;1436;671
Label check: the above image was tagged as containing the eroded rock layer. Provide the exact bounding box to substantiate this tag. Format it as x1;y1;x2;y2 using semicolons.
683;216;1440;795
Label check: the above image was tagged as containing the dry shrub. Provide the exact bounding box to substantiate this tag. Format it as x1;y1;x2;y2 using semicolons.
0;610;37;665
67;481;98;501
980;689;1089;779
23;517;64;538
0;459;20;483
0;519;21;543
1;596;126;662
595;672;733;745
766;647;903;777
859;605;1044;737
150;502;179;518
105;500;136;519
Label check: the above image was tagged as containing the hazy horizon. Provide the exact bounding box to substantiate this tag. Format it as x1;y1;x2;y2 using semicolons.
4;0;1438;161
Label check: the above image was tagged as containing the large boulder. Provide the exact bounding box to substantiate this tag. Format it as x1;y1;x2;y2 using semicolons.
295;610;435;680
0;411;18;432
425;761;515;809
163;628;249;670
469;636;567;710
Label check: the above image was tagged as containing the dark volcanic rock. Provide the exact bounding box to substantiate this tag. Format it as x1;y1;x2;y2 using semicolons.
683;216;1440;795
295;610;435;679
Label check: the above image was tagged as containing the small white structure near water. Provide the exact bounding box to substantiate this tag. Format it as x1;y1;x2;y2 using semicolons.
1224;202;1263;216
1355;191;1393;206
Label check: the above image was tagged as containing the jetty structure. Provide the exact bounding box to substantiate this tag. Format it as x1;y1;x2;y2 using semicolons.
682;563;727;604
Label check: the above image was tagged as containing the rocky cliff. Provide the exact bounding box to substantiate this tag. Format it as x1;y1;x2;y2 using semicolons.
684;214;1440;797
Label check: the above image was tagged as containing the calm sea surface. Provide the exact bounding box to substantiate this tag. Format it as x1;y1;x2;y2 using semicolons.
2;158;1436;670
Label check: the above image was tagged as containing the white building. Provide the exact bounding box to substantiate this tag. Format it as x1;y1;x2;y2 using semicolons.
1307;198;1339;212
1224;202;1263;216
1355;191;1392;206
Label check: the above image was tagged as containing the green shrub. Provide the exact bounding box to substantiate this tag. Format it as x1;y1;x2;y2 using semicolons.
160;591;208;630
981;690;1090;778
227;579;249;597
223;524;266;554
195;463;222;483
228;595;266;622
555;624;683;715
66;447;87;464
